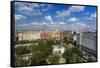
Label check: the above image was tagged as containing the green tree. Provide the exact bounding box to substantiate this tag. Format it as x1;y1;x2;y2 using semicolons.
71;47;83;57
63;37;67;43
48;55;60;64
15;56;30;66
15;46;31;55
70;53;82;63
47;39;55;46
88;55;96;62
63;47;82;63
30;51;47;65
63;48;72;63
30;40;53;65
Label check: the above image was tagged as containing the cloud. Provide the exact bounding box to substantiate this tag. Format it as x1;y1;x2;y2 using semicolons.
44;15;66;25
16;21;62;31
59;22;66;25
16;21;43;30
42;22;47;25
67;17;78;22
40;4;51;7
44;15;53;22
15;14;26;21
31;3;40;8
90;12;96;18
56;10;71;17
17;23;29;27
71;22;91;31
16;2;40;9
83;12;96;20
42;8;49;12
40;4;46;7
16;2;42;16
76;23;87;27
55;5;85;21
16;24;43;31
16;2;52;16
69;6;85;12
19;5;33;11
31;22;39;25
17;19;91;31
40;4;52;12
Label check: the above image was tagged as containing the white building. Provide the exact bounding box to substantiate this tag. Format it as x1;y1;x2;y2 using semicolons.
76;31;97;56
52;45;65;55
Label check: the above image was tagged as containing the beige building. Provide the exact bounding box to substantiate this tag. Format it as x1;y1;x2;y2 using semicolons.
61;31;73;38
50;30;60;40
41;30;60;40
15;30;73;41
15;31;41;41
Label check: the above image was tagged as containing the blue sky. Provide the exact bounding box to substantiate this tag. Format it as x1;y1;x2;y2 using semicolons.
14;2;97;31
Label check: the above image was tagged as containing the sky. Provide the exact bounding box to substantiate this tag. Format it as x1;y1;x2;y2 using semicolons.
14;2;97;31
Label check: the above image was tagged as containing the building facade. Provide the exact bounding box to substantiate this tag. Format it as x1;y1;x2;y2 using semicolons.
41;30;60;40
76;31;97;56
15;31;41;41
52;45;65;55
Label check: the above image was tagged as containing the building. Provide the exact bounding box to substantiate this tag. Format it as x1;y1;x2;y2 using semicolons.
61;31;73;38
60;31;73;41
15;31;41;41
50;30;60;40
41;30;60;40
52;45;65;55
41;31;50;40
15;30;73;42
76;31;97;56
30;31;41;40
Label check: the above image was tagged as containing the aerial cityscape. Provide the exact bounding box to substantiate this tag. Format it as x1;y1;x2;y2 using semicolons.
14;2;97;67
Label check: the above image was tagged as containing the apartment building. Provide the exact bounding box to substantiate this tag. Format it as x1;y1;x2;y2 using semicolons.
76;31;97;56
41;30;60;40
15;31;41;41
